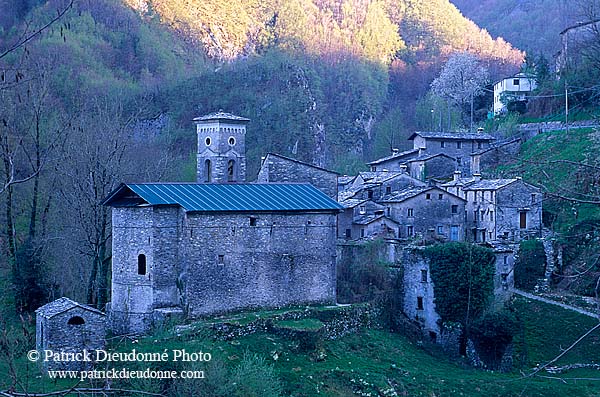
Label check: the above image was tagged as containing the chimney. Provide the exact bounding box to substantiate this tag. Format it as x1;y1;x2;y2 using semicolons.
453;170;462;181
400;164;408;173
473;173;482;182
392;148;399;155
477;127;484;133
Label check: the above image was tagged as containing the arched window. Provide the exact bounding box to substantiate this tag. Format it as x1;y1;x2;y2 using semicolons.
227;159;235;182
138;254;147;275
205;159;212;182
68;316;85;325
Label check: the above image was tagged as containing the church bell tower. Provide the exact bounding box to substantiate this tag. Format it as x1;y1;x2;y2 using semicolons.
194;111;249;183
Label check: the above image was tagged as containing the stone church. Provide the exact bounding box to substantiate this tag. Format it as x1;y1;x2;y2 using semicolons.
103;112;342;335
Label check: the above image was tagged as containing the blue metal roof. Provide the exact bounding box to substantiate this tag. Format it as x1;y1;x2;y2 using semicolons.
104;183;343;213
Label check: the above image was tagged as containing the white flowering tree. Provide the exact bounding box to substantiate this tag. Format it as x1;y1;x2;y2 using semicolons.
431;52;489;131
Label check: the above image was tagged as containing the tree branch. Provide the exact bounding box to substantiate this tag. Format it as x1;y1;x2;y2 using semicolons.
0;0;74;61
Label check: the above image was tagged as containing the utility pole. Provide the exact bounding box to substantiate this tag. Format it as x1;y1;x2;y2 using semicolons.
431;109;434;131
565;82;569;134
470;92;474;133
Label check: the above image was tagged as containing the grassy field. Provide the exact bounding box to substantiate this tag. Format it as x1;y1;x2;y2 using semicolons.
2;297;600;396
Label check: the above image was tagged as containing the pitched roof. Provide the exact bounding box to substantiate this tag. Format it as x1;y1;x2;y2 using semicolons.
440;176;478;187
358;171;411;184
366;149;420;165
339;198;369;209
379;186;432;203
463;179;518;190
263;153;340;175
337;176;355;185
35;297;104;319
408;131;496;141
192;111;250;123
380;186;465;203
353;214;389;225
407;152;455;162
103;183;343;213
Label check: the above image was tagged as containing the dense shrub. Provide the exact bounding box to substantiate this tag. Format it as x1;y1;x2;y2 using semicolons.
470;310;520;370
423;242;495;327
514;239;546;290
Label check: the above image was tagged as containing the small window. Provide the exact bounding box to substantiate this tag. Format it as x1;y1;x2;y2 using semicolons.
407;225;414;237
531;193;536;204
513;79;520;85
437;225;444;235
386;186;391;195
218;254;224;265
426;193;431;200
438;193;443;200
386;207;391;216
440;141;445;148
227;159;235;182
205;137;211;146
456;141;462;149
407;208;414;217
250;217;257;226
489;210;494;221
421;270;428;283
474;210;479;221
68;316;85;325
359;205;366;214
228;136;236;145
137;254;147;275
451;205;458;214
345;229;351;238
204;159;212;183
417;297;424;310
360;228;365;238
457;157;462;165
478;142;483;149
503;256;508;265
367;190;374;199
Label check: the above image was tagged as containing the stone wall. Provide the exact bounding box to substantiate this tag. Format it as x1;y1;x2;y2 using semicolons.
471;139;521;176
256;154;338;198
409;156;456;181
496;180;542;240
386;188;465;241
182;212;337;317
109;206;184;334
399;248;441;337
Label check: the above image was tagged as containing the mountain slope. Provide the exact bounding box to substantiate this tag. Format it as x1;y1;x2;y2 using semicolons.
450;0;575;56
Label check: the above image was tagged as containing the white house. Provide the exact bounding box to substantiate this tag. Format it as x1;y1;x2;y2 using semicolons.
493;72;537;115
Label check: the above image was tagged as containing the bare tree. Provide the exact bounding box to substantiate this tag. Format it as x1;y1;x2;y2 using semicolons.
56;96;170;309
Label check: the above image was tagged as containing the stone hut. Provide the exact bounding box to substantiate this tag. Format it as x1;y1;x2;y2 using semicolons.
35;297;105;371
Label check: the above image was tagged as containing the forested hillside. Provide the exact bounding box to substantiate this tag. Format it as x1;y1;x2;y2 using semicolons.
450;0;575;56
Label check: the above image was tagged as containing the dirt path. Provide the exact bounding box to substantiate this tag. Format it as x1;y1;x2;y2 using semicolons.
510;288;599;319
